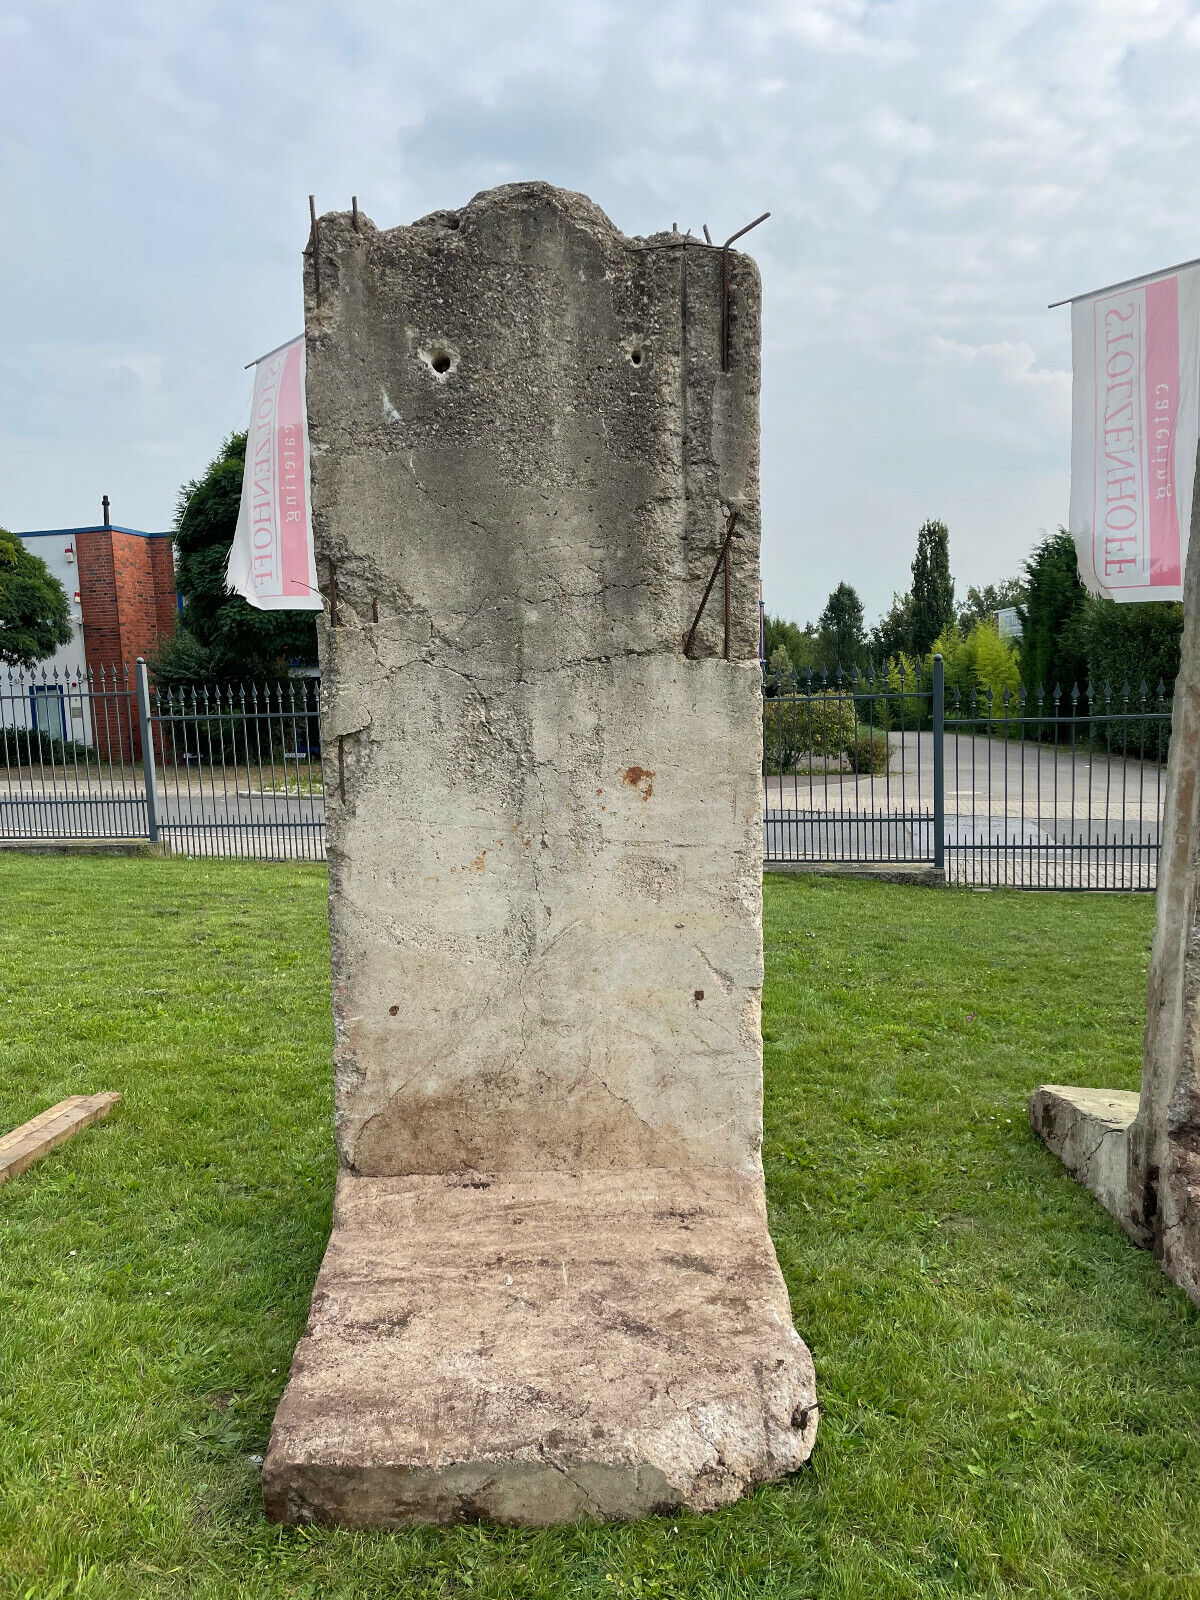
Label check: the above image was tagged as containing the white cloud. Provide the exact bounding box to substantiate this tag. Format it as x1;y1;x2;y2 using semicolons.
748;0;917;61
924;334;1070;411
2;0;1200;622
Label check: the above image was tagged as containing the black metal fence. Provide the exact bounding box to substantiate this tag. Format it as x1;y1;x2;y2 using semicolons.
0;657;1175;887
764;660;1172;889
0;662;324;861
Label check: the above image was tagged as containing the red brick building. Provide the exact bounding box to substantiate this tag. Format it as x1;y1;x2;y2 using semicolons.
73;525;178;673
17;518;178;758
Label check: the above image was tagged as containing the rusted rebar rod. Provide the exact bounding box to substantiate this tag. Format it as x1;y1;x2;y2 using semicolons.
721;212;769;372
683;511;740;660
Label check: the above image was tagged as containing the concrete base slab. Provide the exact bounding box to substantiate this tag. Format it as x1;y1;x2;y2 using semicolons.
263;1168;817;1527
1028;1085;1140;1236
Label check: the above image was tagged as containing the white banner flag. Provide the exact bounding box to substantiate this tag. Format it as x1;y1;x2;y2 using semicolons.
226;336;322;611
1069;266;1200;602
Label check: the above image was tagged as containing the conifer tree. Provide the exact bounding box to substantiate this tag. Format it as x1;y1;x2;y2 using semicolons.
909;519;955;657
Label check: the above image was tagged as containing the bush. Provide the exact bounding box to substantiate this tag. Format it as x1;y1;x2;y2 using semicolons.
845;728;891;774
763;692;890;776
763;693;856;772
966;621;1021;706
0;726;92;767
884;625;1021;731
884;653;931;730
1077;596;1179;761
146;626;214;693
935;622;1021;719
762;697;803;774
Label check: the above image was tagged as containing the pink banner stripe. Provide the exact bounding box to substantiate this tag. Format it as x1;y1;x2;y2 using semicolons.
275;342;311;597
1144;275;1182;587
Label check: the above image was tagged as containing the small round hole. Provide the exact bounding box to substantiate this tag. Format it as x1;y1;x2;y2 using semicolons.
630;347;643;366
431;351;451;374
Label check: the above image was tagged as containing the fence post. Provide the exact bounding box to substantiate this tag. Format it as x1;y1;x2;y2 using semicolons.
932;652;945;875
134;657;160;844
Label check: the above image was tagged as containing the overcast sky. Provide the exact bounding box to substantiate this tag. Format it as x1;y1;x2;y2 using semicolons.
5;0;1200;626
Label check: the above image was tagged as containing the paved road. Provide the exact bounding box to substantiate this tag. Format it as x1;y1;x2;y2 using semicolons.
0;783;326;860
2;734;1166;885
764;731;1166;887
765;729;1167;826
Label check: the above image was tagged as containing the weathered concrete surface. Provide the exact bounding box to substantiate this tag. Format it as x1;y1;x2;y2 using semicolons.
265;183;815;1524
263;1169;817;1526
308;183;764;1179
1027;1086;1139;1231
1031;442;1200;1304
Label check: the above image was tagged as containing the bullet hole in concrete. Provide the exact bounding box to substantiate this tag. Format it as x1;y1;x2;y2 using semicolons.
694;989;704;1002
389;1005;399;1016
420;344;459;380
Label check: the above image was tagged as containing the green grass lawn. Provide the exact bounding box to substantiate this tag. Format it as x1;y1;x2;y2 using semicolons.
1;859;1198;1599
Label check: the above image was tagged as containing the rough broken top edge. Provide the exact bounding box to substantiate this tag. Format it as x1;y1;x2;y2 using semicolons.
1030;1085;1140;1121
314;180;755;260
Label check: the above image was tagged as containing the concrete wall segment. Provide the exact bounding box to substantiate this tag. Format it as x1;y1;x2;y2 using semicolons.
305;183;767;1180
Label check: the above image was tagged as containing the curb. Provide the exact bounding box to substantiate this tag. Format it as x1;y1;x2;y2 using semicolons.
0;839;171;858
764;861;945;888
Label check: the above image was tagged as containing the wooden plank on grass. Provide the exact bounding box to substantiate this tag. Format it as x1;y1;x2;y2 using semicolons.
0;1093;122;1185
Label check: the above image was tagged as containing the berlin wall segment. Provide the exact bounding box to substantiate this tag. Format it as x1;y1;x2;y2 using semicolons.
1031;439;1200;1306
262;183;817;1527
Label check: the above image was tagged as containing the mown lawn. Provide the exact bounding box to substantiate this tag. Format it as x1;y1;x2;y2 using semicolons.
0;858;1197;1599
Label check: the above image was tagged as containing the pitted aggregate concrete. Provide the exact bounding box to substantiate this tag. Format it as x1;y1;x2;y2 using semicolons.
310;184;765;1177
1031;440;1200;1306
263;1169;817;1526
264;183;816;1523
1028;1086;1139;1228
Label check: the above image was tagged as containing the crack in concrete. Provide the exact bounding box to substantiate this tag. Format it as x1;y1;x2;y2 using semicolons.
539;1451;606;1517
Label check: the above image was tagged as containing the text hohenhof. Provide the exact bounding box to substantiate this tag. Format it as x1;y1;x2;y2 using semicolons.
226;336;322;612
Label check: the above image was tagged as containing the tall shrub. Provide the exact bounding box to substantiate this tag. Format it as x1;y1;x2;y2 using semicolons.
1019;529;1087;701
1077;594;1180;759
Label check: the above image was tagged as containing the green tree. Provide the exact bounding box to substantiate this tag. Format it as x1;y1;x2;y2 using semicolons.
159;432;318;684
817;581;866;671
1076;595;1182;696
0;527;72;667
763;613;819;680
956;578;1027;633
1019;529;1087;704
1076;593;1181;759
933;621;1021;709
910;519;955;657
870;590;913;665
